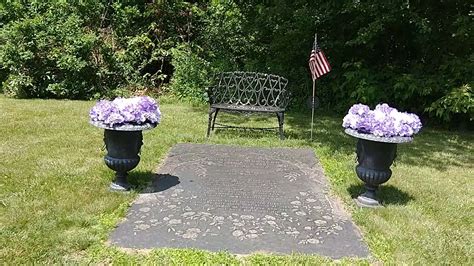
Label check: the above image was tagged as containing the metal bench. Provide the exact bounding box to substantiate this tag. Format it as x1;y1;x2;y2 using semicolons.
206;71;290;139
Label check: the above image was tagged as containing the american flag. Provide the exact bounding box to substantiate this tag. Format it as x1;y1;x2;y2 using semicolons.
309;41;331;80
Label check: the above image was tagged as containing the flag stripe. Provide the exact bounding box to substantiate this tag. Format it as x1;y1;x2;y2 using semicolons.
311;51;324;77
320;51;331;71
309;51;320;79
316;52;329;73
314;58;324;77
319;52;329;73
309;60;318;79
312;62;320;78
315;56;323;76
315;53;325;73
308;46;331;80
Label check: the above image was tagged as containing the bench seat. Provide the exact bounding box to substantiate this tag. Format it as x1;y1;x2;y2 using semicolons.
210;103;285;113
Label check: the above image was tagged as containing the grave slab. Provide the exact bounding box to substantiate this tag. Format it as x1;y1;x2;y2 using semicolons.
109;144;370;258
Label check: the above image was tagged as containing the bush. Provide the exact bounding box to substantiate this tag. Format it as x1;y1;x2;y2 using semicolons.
427;84;473;123
170;44;210;102
0;1;472;127
0;1;191;99
0;2;121;99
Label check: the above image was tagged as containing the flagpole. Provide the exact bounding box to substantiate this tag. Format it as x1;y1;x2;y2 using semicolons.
310;33;317;141
311;79;316;141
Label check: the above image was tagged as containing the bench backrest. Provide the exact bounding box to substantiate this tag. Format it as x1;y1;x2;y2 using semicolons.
208;72;290;109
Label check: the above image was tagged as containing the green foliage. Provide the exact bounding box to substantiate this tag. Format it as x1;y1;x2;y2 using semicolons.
170;44;210;102
427;84;473;122
111;1;195;93
199;1;254;71
0;0;472;126
232;0;473;126
0;1;194;99
0;2;120;99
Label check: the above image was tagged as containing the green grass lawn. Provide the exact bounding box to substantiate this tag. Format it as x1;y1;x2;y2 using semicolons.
1;97;473;264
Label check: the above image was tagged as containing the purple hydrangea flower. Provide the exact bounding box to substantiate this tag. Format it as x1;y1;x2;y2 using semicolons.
348;103;371;116
90;96;161;127
375;103;397;115
342;103;371;130
342;103;422;137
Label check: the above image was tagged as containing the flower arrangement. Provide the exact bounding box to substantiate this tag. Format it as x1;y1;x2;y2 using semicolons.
343;103;422;137
90;96;161;127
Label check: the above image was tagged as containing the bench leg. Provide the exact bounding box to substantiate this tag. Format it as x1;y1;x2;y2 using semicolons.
276;112;285;140
207;107;216;137
211;108;220;130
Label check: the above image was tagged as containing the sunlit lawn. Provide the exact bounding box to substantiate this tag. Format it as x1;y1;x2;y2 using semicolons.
1;97;472;264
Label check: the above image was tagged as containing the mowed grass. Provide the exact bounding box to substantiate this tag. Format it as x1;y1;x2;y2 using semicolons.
0;97;472;264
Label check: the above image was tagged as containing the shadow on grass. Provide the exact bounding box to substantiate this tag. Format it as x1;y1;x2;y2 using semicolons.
128;171;180;193
397;129;474;171
347;183;414;206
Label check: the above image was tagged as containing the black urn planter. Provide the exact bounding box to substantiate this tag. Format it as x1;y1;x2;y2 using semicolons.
345;129;413;208
91;121;156;191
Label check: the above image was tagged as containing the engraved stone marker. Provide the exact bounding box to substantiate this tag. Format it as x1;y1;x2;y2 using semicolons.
110;144;369;258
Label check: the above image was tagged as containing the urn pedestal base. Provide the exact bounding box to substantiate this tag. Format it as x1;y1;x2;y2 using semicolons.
110;173;132;191
355;186;383;208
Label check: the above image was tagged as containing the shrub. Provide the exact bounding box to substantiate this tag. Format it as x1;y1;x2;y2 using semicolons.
427;84;473;122
170;44;210;102
1;1;472;127
0;3;121;99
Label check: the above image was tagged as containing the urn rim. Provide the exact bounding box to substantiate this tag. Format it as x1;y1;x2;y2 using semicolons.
90;120;157;131
344;128;413;143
